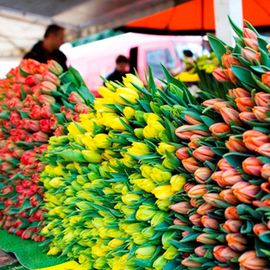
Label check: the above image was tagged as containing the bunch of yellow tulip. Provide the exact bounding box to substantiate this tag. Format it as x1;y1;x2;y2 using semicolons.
41;71;188;269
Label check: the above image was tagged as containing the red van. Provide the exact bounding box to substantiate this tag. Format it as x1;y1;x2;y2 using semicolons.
62;33;203;94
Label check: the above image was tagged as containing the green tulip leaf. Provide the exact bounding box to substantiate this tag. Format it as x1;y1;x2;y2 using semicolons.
224;152;251;168
231;66;257;88
228;16;243;37
251;65;270;74
207;34;227;64
260;248;270;257
240;220;253;234
255;238;270;257
260;50;270;67
180;233;200;243
259;231;270;243
244;20;260;36
251;72;270;92
258;36;269;54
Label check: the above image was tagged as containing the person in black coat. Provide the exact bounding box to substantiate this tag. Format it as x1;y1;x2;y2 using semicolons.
24;24;68;71
105;55;129;84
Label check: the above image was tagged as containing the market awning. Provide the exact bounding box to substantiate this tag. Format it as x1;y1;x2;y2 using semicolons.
0;0;186;58
119;0;270;35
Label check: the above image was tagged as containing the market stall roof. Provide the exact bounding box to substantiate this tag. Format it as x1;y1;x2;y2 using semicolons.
120;0;270;35
0;0;187;58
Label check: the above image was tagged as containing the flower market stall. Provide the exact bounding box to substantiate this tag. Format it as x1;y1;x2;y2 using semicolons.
0;20;270;270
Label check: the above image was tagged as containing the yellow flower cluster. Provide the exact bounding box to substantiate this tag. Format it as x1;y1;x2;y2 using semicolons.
41;73;186;269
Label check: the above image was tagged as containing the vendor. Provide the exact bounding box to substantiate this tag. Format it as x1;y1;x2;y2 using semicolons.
24;24;68;70
105;55;129;84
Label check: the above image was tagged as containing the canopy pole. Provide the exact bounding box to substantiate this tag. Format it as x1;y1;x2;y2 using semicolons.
214;0;243;46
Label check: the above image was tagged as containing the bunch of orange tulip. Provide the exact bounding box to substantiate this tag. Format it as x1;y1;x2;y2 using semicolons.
171;21;270;269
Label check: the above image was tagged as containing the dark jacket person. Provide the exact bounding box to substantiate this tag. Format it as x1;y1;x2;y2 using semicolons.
105;55;129;84
24;24;68;71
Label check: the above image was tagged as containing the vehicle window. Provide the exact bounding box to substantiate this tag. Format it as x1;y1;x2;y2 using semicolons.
146;49;165;78
165;48;176;69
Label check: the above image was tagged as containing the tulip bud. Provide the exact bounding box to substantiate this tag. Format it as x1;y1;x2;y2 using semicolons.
220;169;243;187
42;71;60;85
189;214;202;226
213;245;239;263
235;97;254;112
213;101;231;112
194;167;212;183
170;175;186;192
243;27;257;39
163;245;178;260
194;246;207;257
223;219;242;233
225;68;237;84
175;125;209;140
209;122;230;136
220;189;238;204
262;72;270;87
135;205;156;221
173;218;187;226
253;106;269;122
190;198;201;208
184;114;201;125
183;183;195;192
169;202;191;214
232;181;260;204
239;111;257;122
253;198;270;208
182;157;199;173
40;81;57;94
226;136;247;152
197;203;213;215
193;146;214;162
181;257;202;267
243;37;259;50
224;206;239;220
258;143;270;157
254;92;270;107
222;53;241;68
135;246;156;259
219;107;241;125
68;92;85;104
202;98;227;107
243;130;270;152
261;163;270;179
197;233;218;244
153;256;168;270
217;158;234;170
201;215;219;229
253;223;268;236
242;156;263;176
241;47;261;63
213;68;229;81
176;147;190;160
203;193;222;207
152;185;174;200
228;87;250;98
261;182;270;193
188;184;208;198
239;250;268;270
226;233;247;251
47;60;63;75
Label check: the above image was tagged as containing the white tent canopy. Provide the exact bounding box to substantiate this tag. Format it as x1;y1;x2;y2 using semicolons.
0;0;187;58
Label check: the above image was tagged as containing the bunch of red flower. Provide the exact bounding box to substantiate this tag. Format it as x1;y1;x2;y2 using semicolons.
0;59;92;241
